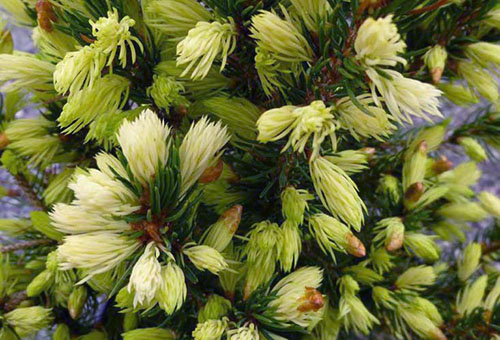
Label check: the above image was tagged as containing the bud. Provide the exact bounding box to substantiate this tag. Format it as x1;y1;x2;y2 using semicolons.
457;137;487;162
403;141;428;191
46;251;58;272
483;6;500;28
202;205;243;252
431;221;465;242
35;0;57;32
156;262;187;314
200;96;261;141
377;174;401;204
26;270;53;297
90;9;143;70
192;319;228;340
199;159;224;184
438;161;481;199
54;277;74;307
226;324;259;340
68;286;87;319
54;45;107;95
143;0;212;39
309;213;365;260
176;19;237;80
409;121;449;153
289;0;331;32
370;248;394;274
198;295;232;323
281;186;313;225
324;149;371;175
437;201;489;222
123;312;138;332
465;42;500;69
4;306;53;337
372;286;397;309
437;83;479;106
310;157;366;230
354;15;406;68
250;9;312;63
122;328;175;340
411;297;443;327
147;74;187;110
267;267;325;330
116;286;143;312
338;276;379;334
457;242;482;282
336;95;395;141
0;150;23;176
373;217;405;252
397;305;447;340
478;191;500;217
346;233;366;258
128;243;163;309
396;266;436;291
244;222;282;299
456;275;488;317
404;182;424;203
339;275;360;296
254;47;284;96
184;244;228;274
344;264;383;285
434;261;450;275
458;61;498;102
219;245;241;299
0;52;55;93
53;324;71;340
179;116;230;195
258;102;337;160
202;205;242;252
305;306;341;340
155;60;230;97
484;277;500;313
59;74;131;134
431;155;453;175
4;117;63;167
278;220;302;272
407;185;449;211
404;232;440;262
423;45;447;83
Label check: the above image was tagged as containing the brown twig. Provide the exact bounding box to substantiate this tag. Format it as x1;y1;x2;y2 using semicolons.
1;239;55;253
482;241;500;255
14;173;46;211
2;290;27;312
409;0;449;15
